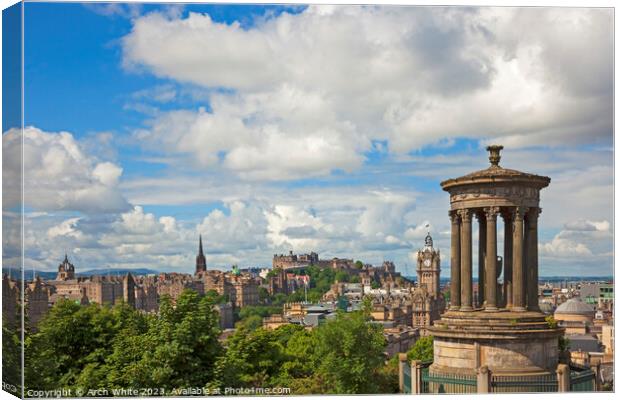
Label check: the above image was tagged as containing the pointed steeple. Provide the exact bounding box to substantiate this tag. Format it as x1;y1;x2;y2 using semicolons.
195;235;207;275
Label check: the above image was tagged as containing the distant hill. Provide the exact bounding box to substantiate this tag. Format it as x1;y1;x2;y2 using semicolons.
79;268;160;277
3;267;160;281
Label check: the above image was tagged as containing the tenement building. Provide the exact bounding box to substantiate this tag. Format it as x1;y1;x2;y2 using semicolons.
427;145;564;388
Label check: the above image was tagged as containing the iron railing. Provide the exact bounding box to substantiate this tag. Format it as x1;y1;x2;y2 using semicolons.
570;369;596;392
491;374;558;393
422;369;476;394
403;364;412;394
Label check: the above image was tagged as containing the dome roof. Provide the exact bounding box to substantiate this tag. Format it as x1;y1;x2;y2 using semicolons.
440;145;550;191
554;298;595;316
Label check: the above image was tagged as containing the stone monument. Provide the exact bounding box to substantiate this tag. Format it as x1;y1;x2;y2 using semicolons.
428;145;563;379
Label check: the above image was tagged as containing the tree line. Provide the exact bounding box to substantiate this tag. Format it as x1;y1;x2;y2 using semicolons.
9;289;399;395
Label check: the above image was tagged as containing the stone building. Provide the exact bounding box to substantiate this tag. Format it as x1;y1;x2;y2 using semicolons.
215;303;234;329
372;302;410;326
383;324;419;358
56;254;75;281
25;277;50;329
133;275;159;312
267;267;289;295
601;324;614;359
203;270;233;298
272;251;318;269
411;233;445;334
554;297;595;335
2;275;19;328
157;272;204;302
580;283;613;312
230;275;259;308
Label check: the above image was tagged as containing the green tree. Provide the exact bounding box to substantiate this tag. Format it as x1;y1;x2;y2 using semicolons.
216;326;289;388
25;299;145;391
116;291;223;391
238;305;281;321
355;260;364;269
311;310;387;393
2;323;21;393
258;287;270;302
235;315;263;332
334;270;350;283
407;335;434;363
204;289;228;304
375;355;400;394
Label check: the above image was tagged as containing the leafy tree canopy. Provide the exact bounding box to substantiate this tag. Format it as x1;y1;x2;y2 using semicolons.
407;335;434;363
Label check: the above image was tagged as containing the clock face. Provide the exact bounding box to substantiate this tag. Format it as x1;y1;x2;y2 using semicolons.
423;259;431;267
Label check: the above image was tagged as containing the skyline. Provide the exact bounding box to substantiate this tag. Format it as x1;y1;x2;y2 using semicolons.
2;3;613;276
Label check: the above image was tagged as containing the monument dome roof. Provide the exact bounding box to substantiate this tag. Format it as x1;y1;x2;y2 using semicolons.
441;145;550;190
554;298;595;316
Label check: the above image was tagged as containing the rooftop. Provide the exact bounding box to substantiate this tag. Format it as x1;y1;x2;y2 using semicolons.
555;298;595;316
441;145;551;190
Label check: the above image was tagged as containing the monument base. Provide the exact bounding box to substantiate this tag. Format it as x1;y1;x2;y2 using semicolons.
428;309;564;377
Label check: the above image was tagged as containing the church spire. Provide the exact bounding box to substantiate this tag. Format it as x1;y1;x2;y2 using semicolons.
195;235;207;275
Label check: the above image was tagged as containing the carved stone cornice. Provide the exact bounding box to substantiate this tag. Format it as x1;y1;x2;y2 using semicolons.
448;185;541;204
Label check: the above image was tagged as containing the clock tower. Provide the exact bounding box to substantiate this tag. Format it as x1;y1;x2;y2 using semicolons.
416;232;441;297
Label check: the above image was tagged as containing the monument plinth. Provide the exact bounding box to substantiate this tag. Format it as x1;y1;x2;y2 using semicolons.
431;146;563;378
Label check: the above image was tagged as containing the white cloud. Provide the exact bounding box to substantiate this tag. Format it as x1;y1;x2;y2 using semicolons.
92;162;123;186
122;6;611;181
3;127;130;213
8;6;612;277
540;236;593;258
539;218;611;260
196;200;269;254
47;218;84;240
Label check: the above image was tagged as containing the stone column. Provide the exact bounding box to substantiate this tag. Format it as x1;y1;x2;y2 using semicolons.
512;206;526;312
449;211;461;311
484;206;499;311
477;211;486;308
502;211;513;309
523;212;530;310
527;207;540;311
476;365;491;393
411;360;421;394
459;209;473;311
556;364;570;392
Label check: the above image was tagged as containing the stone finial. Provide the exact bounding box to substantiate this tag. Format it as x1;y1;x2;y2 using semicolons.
486;145;504;167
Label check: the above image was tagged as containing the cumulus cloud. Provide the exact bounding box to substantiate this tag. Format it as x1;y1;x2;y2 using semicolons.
9;6;612;277
122;6;612;181
196;200;269;254
539;218;611;261
3;127;130;213
47;218;85;240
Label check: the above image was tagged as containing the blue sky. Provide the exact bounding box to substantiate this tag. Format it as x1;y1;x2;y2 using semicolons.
2;3;613;276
